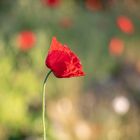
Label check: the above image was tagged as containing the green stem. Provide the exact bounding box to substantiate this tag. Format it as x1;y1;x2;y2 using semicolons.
43;70;52;140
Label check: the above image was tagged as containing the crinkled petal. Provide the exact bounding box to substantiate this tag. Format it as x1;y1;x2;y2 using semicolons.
45;37;85;78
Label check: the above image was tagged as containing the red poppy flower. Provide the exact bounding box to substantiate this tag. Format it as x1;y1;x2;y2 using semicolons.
117;16;134;34
17;31;36;51
85;0;103;11
109;37;124;56
45;37;85;78
59;17;73;28
42;0;60;7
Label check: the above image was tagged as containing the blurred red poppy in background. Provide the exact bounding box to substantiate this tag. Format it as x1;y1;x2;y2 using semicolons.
45;37;85;78
42;0;60;7
117;16;134;34
17;31;36;51
109;37;124;56
85;0;103;11
59;17;73;28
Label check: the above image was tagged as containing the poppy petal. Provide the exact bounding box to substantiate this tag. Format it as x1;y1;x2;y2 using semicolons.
45;37;85;78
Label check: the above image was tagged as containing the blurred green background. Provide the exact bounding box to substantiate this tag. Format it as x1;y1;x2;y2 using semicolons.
0;0;140;140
